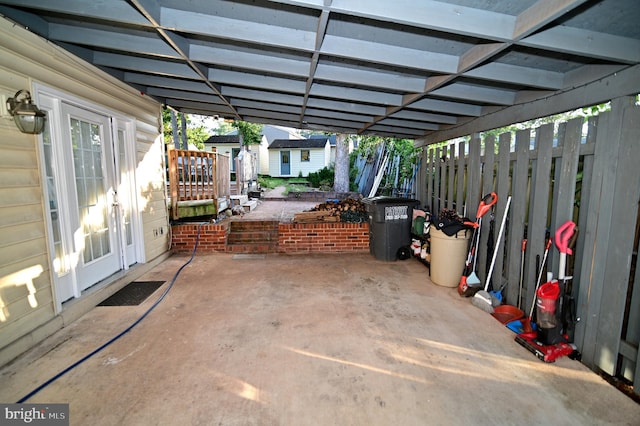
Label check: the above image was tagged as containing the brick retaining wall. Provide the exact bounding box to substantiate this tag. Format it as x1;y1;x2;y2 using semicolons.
171;222;229;253
278;222;369;253
171;221;369;254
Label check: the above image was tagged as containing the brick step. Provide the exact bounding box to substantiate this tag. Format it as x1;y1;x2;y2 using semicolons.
227;230;278;244
229;220;279;232
227;220;279;253
226;242;278;254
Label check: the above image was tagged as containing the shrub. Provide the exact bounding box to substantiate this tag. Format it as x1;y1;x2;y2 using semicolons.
307;166;334;188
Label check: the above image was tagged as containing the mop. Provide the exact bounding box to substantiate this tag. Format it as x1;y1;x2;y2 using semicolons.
472;196;512;313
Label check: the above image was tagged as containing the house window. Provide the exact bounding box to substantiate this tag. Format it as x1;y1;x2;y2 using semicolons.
301;150;310;162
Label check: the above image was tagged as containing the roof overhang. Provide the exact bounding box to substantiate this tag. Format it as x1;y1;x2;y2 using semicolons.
0;0;638;142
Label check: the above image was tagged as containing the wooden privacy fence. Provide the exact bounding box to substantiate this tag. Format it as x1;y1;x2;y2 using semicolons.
424;97;640;393
168;148;230;220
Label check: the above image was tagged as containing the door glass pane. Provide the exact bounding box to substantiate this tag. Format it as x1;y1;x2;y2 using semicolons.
76;178;86;207
71;117;111;264
42;120;69;276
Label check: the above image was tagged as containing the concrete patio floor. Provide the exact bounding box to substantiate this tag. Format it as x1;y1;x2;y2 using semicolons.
1;251;638;425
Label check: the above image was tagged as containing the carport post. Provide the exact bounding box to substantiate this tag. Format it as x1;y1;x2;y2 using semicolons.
180;113;188;149
171;109;180;150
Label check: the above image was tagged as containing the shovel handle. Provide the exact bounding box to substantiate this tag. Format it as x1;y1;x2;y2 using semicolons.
476;192;498;219
555;220;577;255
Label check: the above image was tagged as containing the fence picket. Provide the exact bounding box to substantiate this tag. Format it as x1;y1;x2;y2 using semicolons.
448;143;456;210
468;134;482;219
506;129;531;309
441;145;445;211
456;141;466;215
433;147;440;214
479;136;496;283
494;133;511;296
550;118;582;276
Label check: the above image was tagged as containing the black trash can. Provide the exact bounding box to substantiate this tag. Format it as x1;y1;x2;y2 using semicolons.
362;196;420;261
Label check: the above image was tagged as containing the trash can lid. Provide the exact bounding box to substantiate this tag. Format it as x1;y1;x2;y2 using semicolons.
362;196;419;205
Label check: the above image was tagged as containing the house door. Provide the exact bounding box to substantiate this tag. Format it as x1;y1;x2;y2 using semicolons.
61;103;122;291
37;89;140;309
280;151;290;175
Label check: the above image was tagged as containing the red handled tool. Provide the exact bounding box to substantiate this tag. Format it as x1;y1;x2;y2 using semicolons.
555;220;576;281
516;222;581;363
458;192;498;296
555;220;579;339
520;231;552;334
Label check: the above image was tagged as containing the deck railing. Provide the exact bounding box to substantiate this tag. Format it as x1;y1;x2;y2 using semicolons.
168;148;230;220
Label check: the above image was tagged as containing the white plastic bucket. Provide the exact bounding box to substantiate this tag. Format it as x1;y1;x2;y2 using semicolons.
430;228;471;287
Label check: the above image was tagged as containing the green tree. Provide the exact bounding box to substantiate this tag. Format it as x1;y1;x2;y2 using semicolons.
186;126;210;149
350;135;421;194
231;121;263;145
478;102;612;151
216;119;235;135
162;108;210;149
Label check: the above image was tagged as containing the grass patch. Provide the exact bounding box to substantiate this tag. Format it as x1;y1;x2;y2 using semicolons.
258;176;314;195
258;176;288;189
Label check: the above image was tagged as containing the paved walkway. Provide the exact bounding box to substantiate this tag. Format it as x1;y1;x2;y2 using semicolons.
235;198;318;222
262;185;288;199
232;186;318;222
1;253;638;425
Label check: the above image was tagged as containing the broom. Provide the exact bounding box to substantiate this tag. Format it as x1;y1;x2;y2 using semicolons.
472;196;511;313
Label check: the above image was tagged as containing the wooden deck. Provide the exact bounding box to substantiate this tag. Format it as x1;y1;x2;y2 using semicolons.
167;148;230;220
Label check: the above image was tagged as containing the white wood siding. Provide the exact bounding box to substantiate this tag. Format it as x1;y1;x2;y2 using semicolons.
267;143;330;177
268;150;280;177
0;17;166;365
297;148;324;177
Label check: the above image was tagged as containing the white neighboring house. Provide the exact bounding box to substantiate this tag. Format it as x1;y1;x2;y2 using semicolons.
268;138;331;177
203;125;304;175
307;134;355;165
261;126;305;174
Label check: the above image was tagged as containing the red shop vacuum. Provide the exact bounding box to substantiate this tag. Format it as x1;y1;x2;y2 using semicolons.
515;221;581;363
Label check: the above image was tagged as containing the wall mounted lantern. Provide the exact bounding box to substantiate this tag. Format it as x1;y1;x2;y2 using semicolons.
6;90;46;134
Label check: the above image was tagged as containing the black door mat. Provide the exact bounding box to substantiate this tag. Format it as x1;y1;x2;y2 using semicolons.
98;281;165;306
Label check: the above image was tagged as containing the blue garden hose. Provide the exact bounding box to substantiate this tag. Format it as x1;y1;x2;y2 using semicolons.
17;222;206;403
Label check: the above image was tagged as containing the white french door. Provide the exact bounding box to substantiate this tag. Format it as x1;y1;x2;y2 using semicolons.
38;90;139;307
62;103;120;289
